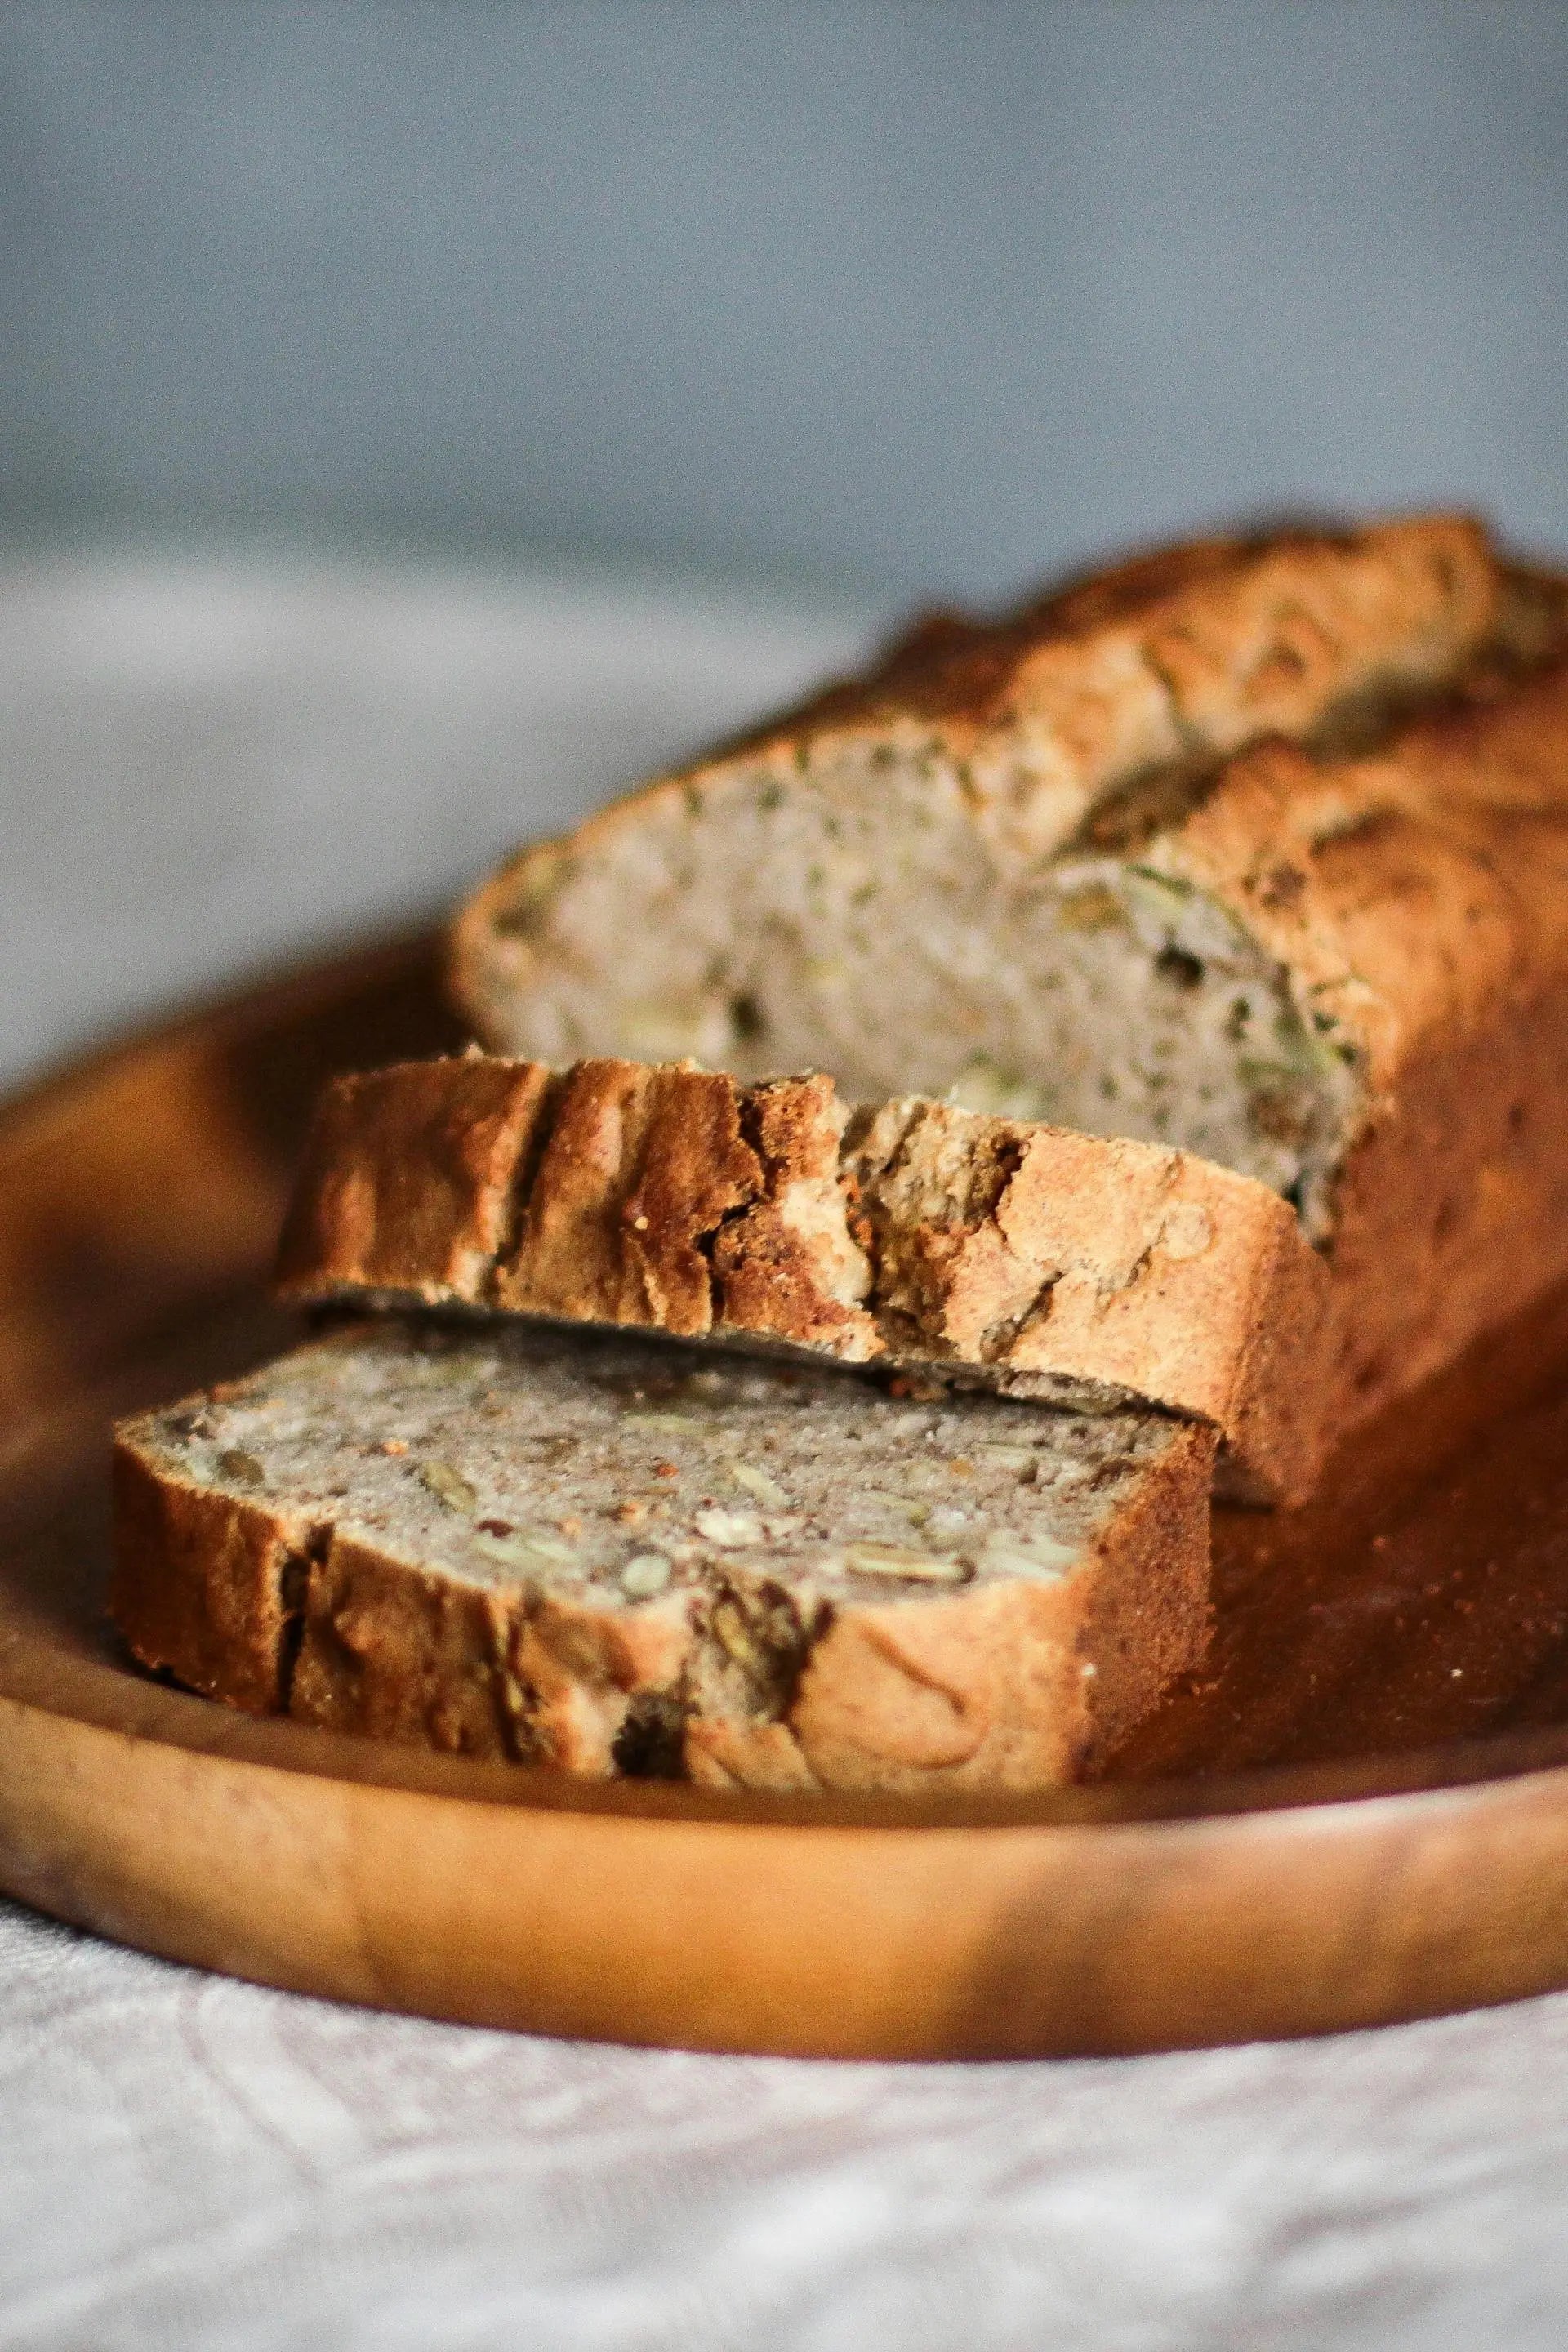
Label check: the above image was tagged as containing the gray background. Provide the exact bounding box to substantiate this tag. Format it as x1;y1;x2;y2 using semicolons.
5;0;1568;603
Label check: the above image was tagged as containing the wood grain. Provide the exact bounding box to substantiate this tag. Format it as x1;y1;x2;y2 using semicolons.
7;936;1568;2055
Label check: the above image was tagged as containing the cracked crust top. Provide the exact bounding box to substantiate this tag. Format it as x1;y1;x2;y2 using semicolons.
453;512;1499;1018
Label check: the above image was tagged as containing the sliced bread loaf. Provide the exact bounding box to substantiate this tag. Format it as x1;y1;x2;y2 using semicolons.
111;1321;1214;1793
450;516;1568;1437
453;514;1498;1204
274;1054;1327;1504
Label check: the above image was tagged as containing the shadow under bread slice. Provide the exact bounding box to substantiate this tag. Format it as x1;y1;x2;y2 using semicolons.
110;1320;1214;1795
275;1057;1325;1508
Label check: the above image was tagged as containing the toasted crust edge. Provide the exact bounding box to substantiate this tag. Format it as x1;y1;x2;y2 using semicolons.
109;1442;311;1713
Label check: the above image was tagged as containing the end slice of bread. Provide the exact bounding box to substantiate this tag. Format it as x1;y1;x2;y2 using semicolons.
111;1321;1215;1794
274;1054;1329;1504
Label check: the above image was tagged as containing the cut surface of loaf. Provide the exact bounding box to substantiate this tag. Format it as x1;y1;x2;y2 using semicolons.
276;1056;1329;1504
111;1321;1214;1794
452;514;1568;1437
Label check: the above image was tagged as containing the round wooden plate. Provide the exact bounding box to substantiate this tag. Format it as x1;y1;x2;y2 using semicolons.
7;938;1568;2058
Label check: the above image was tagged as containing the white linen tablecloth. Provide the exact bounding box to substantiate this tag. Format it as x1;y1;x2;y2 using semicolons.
2;550;1566;2352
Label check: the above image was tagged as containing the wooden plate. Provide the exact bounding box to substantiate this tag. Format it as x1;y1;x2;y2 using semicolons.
7;938;1568;2058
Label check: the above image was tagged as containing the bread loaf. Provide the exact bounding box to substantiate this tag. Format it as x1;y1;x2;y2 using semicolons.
275;1054;1327;1503
451;516;1568;1438
111;1321;1214;1793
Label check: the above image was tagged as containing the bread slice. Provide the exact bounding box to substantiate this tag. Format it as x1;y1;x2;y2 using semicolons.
110;1321;1214;1793
274;1055;1328;1505
450;515;1568;1439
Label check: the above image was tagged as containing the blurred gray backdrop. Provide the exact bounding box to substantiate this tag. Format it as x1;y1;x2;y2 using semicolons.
5;0;1567;600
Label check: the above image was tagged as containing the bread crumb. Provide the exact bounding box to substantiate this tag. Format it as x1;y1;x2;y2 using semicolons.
653;1461;679;1481
381;1438;409;1457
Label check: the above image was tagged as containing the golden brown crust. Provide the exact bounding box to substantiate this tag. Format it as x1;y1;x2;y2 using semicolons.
290;1533;519;1757
277;1058;1327;1501
112;1395;1214;1794
506;1589;695;1774
1316;980;1568;1433
1165;662;1568;1094
858;1108;1329;1507
450;512;1499;1019
495;1059;879;1350
274;1056;556;1303
1074;1417;1217;1764
289;1535;697;1771
709;1073;878;1352
1154;655;1568;1432
498;1059;755;1334
770;515;1493;744
110;1443;310;1714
